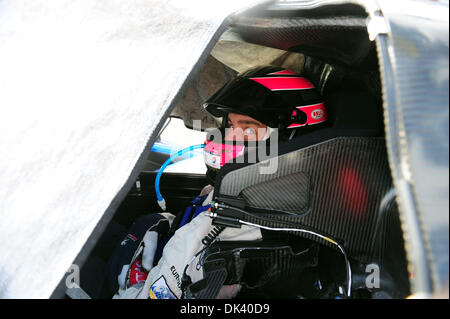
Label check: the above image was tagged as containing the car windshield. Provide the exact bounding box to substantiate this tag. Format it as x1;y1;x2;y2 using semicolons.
155;117;206;174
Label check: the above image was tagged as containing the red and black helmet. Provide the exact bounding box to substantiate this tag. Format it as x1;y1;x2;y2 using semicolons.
202;65;327;183
203;65;327;131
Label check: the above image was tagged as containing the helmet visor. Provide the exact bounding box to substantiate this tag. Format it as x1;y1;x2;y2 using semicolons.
204;77;291;128
204;76;323;129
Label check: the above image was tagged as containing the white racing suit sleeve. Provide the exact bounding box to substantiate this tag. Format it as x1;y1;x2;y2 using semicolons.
114;213;262;299
140;212;176;272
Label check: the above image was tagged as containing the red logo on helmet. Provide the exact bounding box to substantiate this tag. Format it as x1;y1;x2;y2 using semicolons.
311;109;324;120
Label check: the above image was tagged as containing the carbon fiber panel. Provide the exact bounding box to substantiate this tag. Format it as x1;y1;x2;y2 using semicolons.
218;137;393;261
376;5;449;294
240;172;311;216
231;14;376;67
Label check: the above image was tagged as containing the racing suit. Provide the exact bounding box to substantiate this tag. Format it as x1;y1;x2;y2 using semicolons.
109;186;262;299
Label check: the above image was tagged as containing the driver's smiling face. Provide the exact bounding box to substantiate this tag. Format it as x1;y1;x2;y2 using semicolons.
225;113;268;142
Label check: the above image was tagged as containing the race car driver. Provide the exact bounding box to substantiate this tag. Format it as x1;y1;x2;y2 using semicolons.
108;65;327;299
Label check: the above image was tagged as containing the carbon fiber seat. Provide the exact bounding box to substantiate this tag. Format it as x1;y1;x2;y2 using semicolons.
200;89;410;298
213;89;390;261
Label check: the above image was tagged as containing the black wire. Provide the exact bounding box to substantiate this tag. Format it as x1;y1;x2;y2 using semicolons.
202;225;225;246
181;225;225;296
216;203;334;238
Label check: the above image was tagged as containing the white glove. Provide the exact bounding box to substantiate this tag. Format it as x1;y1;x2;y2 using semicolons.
141;230;158;272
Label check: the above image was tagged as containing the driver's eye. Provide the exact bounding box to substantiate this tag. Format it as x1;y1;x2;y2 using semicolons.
244;127;256;135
